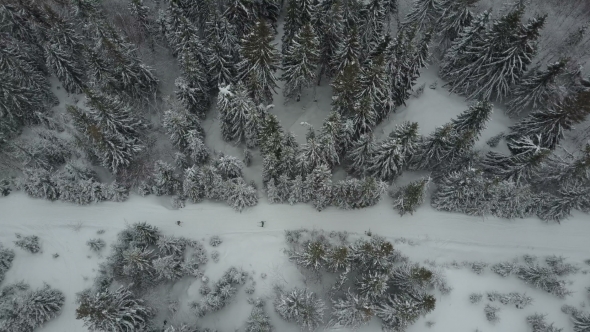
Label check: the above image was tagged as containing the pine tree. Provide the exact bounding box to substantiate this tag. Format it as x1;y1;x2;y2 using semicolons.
331;26;361;76
351;96;377;139
246;304;274;332
185;130;209;165
152;255;184;281
506;59;570;116
298;129;339;175
163;104;204;150
224;0;257;38
483;137;550;184
281;0;302;58
76;286;154;332
218;82;257;143
316;0;344;81
215;155;244;179
402;0;443;31
282;24;320;101
238;19;280;104
389;121;421;163
2;284;66;332
358;54;391;123
452;100;493;140
436;0;478;53
329;291;373;329
534;144;590;187
386;27;418;108
288;175;308;204
151;160;181;196
305;164;333;211
347;134;376;176
507;90;590;150
332;61;361;115
367;136;403;182
44;43;86;94
206;17;237;87
361;0;387;52
274;288;325;330
390;177;430;215
376;293;436;332
411;123;453;170
224;177;258;212
444;5;546;100
431;168;493;216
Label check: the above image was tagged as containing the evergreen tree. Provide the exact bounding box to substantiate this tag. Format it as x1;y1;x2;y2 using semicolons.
536;180;590;222
224;177;258;212
44;43;85;94
386;27;418;108
507;90;590;150
443;6;546;100
367;136;403;181
206;15;237;87
68;91;147;173
436;0;478;53
329;291;373;329
390;177;430;215
151;160;181;196
238;19;280;104
218;82;257;143
332;61;361;115
331;26;361;76
76;286;154;332
281;0;302;58
411;123;453;170
430;167;493;216
347;134;376;176
288;174;308;204
163;103;204;150
506;59;570;116
246;304;274;332
534;143;590;187
152;255;184;281
2;284;66;332
274;288;325;331
452;100;493;140
351;96;377;139
224;0;257;38
298;129;339;175
389;121;421;163
358;54;392;123
361;0;387;52
376;293;436;332
483;137;551;184
306;164;333;211
215;155;244;179
402;0;443;31
316;0;344;82
282;24;320;101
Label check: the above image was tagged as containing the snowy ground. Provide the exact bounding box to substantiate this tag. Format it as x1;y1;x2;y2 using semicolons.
1;192;589;332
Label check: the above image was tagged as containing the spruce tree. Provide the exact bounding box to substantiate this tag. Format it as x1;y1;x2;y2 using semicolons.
281;24;320;101
483;137;551;184
351;96;377;139
402;0;443;31
452;100;493;140
347;134;376;176
206;26;236;87
224;0;257;38
359;54;392;123
390;177;430;215
507;90;590;150
316;0;344;82
331;26;362;76
329;291;373;329
390;121;421;164
444;6;546;100
506;59;570;116
361;0;387;52
436;0;478;53
298;129;339;175
367;136;403;182
219;82;257;144
238;19;280;104
44;43;86;94
281;0;302;58
306;164;333;211
163;103;204;150
332;61;361;115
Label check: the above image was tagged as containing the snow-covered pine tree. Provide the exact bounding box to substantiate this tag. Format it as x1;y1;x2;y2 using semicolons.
163;103;204;150
341;0;364;30
185;130;209;165
0;245;15;283
452;100;493;140
329;291;373;329
281;0;302;58
44;43;86;94
316;0;344;82
224;177;258;212
297;129;339;175
151;160;181;196
347;134;376;176
67;91;147;173
402;0;443;31
2;284;66;332
224;0;258;38
444;5;546;100
536;179;590;222
288;174;308;204
436;0;478;53
305;164;333;211
361;0;387;53
390;177;430;215
534;143;590;187
358;54;392;123
246;304;274;332
389;121;421;163
376;292;436;332
206;12;238;87
183;165;205;203
215;155;244;180
506;59;570;116
483;136;550;184
367;136;403;182
175;75;209;120
320;111;349;156
331;26;362;77
430;167;493;216
152;255;184;281
274;288;325;330
76;286;154;332
439;9;489;80
506;90;590;151
238;19;280;104
351;96;378;139
410;123;453;170
332;61;362;115
281;24;320;102
219;82;256;143
385;27;417;108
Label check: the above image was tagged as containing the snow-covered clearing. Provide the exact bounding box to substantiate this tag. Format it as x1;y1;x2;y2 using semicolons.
1;191;589;332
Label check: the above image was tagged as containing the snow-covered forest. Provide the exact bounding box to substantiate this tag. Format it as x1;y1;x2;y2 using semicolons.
1;0;590;331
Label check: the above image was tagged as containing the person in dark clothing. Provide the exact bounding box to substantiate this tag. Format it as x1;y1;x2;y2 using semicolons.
177;220;181;226
259;220;265;227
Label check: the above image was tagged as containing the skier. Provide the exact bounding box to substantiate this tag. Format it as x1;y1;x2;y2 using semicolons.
259;220;265;227
177;220;182;226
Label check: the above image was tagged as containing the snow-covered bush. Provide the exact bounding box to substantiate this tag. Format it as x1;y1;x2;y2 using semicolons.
22;168;60;201
330;291;373;329
211;250;220;263
516;264;571;298
0;178;12;196
246;303;274;332
76;286;154;332
491;261;519;277
469;293;483;304
192;267;248;316
209;235;222;247
0;245;15;283
486;132;505;147
526;313;563;332
87;238;106;252
14;234;41;253
545;255;579;276
484;304;500;323
464;261;488;274
274;288;325;331
487;292;532;309
1;284;65;332
562;305;590;332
